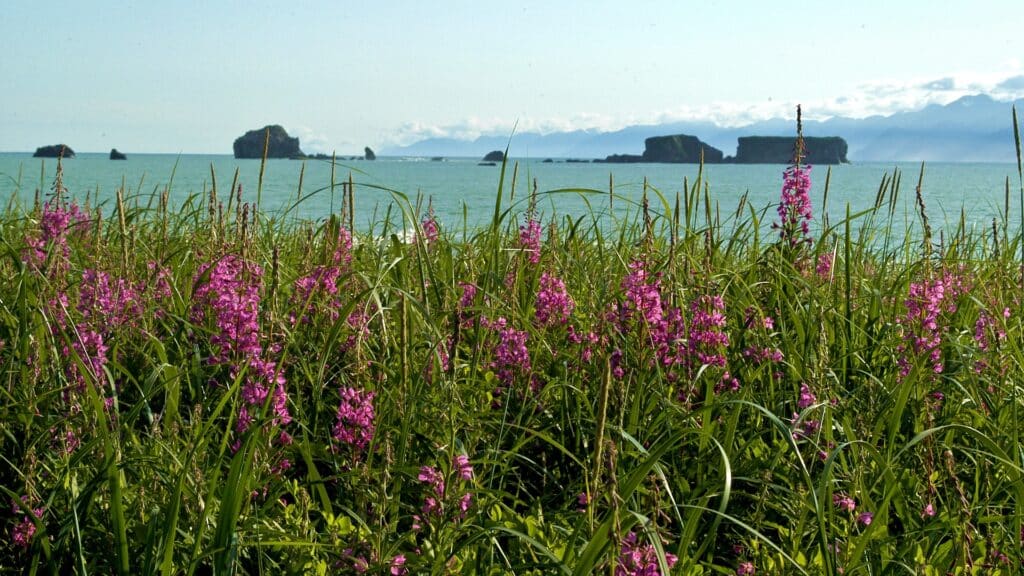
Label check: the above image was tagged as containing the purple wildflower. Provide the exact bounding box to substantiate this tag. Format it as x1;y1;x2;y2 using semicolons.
535;271;574;326
797;383;817;409
615;531;678;576
333;387;376;454
832;492;856;512
737;562;756;576
775;164;813;248
518;218;542;264
421;207;439;245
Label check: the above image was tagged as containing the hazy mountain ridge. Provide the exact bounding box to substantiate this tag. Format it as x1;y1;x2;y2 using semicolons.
385;95;1024;162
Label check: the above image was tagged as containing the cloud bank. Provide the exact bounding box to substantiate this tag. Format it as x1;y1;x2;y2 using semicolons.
387;70;1024;146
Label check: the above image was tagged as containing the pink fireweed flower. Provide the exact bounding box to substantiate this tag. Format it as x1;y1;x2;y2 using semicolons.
192;255;264;363
832;493;856;512
10;498;44;549
65;325;109;390
922;502;936;518
615;530;678;576
23;199;88;272
518;217;542;264
333;387;376;454
453;453;474;481
797;383;817;409
896;270;966;378
774;164;813;248
815;252;833;279
420;208;439;245
490;318;530;386
534;271;574;326
416;455;474;521
857;511;874;526
686;294;729;369
390;555;408;576
619;260;664;329
77;269;144;329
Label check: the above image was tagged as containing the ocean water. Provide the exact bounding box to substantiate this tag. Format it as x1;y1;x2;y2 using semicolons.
0;152;1020;235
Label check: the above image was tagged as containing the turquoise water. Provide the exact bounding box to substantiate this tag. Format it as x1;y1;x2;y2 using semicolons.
0;152;1020;233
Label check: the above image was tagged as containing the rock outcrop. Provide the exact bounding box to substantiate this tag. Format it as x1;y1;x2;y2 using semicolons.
110;148;127;160
364;147;376;160
730;136;848;164
642;135;723;163
233;125;303;159
599;134;722;164
33;144;75;158
482;150;504;162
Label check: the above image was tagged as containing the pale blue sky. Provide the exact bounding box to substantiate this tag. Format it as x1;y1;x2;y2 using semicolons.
3;0;1023;153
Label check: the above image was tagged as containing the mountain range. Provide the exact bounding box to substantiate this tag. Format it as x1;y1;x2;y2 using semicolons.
383;95;1024;163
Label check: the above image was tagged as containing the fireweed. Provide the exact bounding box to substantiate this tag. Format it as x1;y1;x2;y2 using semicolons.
7;140;1024;573
774;164;813;249
613;531;678;576
413;454;475;530
192;254;291;449
332;386;375;458
896;269;967;379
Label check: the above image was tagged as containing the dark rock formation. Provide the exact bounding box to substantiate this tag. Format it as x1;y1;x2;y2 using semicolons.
642;135;723;163
478;162;497;166
598;134;722;164
482;150;504;162
731;136;848;164
364;147;376;160
109;148;127;160
598;154;645;163
233;125;303;159
33;144;75;158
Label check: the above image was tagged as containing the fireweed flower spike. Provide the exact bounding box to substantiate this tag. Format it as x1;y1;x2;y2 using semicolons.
774;105;813;249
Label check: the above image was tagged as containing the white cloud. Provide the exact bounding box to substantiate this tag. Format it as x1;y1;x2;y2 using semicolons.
387;70;1024;145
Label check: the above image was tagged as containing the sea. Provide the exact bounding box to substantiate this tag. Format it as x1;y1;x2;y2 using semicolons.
1;152;1021;236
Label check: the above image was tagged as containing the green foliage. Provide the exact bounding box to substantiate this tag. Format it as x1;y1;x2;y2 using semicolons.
1;154;1023;575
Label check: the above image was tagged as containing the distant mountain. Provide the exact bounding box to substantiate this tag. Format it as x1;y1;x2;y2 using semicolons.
384;95;1024;162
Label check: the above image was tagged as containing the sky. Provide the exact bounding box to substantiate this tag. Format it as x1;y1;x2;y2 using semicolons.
3;0;1024;154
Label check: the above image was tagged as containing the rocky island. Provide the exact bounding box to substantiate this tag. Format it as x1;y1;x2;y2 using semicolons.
599;134;848;165
600;134;723;164
729;136;848;164
110;148;127;160
233;125;303;159
33;144;75;158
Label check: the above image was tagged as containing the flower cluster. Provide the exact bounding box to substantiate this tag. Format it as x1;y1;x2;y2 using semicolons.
614;531;678;576
489;317;531;388
614;260;734;392
10;497;44;549
420;207;439;245
896;270;967;378
415;454;474;527
192;255;264;362
78;268;144;329
23;199;87;273
534;271;574;326
775;164;813;248
332;386;376;455
290;227;355;324
518;217;542;264
192;255;291;442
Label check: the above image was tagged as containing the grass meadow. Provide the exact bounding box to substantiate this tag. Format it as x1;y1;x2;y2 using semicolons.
3;117;1024;575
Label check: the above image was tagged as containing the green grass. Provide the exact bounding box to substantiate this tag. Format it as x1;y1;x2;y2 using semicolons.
2;134;1024;575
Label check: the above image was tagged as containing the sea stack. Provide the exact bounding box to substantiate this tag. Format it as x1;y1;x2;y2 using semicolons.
233;125;303;159
110;148;127;160
33;144;75;158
